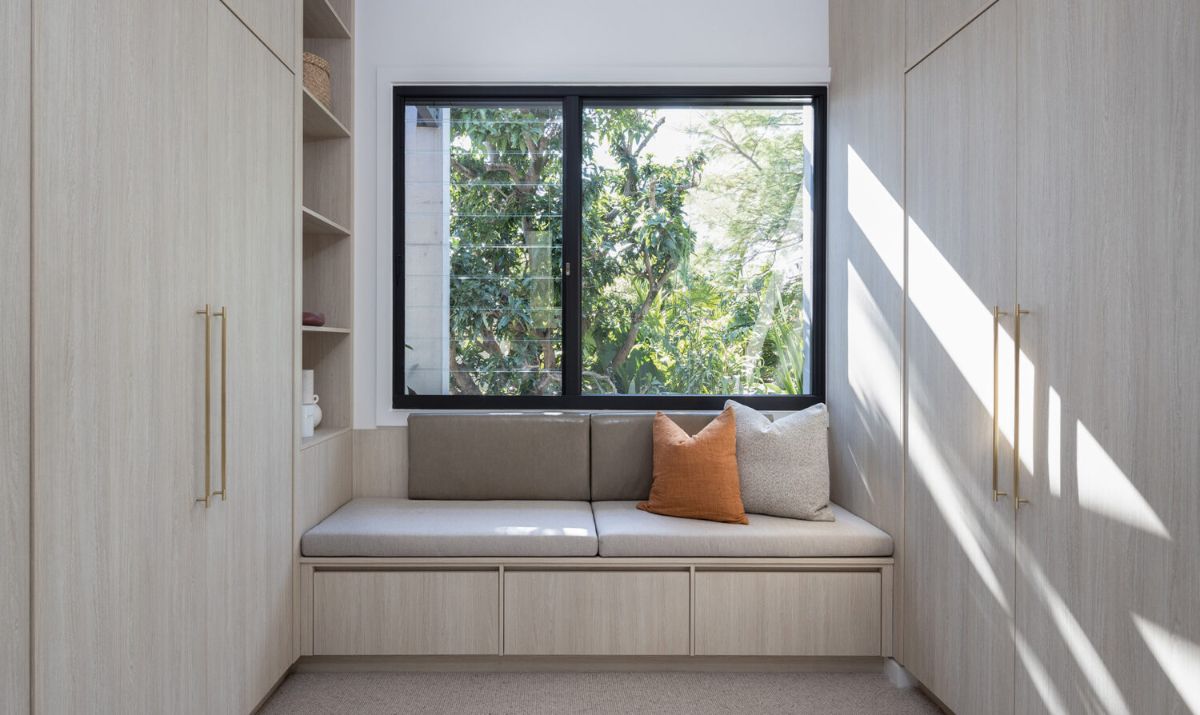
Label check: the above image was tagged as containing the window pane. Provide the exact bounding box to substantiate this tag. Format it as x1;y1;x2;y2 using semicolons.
403;102;563;396
581;105;815;395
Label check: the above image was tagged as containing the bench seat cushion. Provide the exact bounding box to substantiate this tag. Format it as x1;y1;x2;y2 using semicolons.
592;501;893;558
302;498;598;557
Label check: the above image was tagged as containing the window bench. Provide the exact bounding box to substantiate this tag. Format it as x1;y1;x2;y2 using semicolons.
298;413;894;661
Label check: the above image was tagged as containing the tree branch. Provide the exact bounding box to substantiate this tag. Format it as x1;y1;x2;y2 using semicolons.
478;326;507;359
714;123;762;172
451;159;479;180
448;343;481;395
608;257;677;373
482;161;523;184
633;117;667;157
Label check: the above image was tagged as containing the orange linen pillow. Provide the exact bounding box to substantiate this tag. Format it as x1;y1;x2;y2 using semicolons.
638;408;748;524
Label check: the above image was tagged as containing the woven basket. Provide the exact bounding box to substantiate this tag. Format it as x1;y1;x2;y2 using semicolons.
303;52;332;109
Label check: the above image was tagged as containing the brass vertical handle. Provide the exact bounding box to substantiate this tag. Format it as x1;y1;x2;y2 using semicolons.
213;307;228;502
992;306;1009;501
1013;304;1031;510
195;305;212;507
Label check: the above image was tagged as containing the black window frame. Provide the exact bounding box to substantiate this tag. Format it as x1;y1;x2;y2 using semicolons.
393;85;827;410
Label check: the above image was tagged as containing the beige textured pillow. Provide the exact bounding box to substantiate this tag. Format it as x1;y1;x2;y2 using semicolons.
638;408;748;524
725;401;834;521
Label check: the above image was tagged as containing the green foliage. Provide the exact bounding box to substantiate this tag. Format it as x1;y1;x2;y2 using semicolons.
443;106;563;395
441;103;811;397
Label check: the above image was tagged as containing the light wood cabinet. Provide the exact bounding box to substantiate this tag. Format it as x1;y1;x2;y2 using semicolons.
32;0;212;711
504;570;691;655
30;1;296;712
1012;1;1200;713
903;2;1017;713
204;3;296;712
905;0;994;67
826;0;906;658
695;571;882;656
894;0;1200;712
219;0;297;70
1;0;31;711
314;571;500;655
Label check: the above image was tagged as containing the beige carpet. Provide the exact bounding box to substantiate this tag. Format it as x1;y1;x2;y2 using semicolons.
259;671;939;714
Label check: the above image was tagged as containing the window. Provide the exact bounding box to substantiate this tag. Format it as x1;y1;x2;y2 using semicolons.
394;88;825;410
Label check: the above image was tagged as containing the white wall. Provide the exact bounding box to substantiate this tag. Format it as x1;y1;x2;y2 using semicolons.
353;0;831;426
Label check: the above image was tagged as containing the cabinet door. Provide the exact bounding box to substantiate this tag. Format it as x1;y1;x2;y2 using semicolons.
905;0;993;66
205;3;297;712
219;0;296;70
903;2;1017;713
1;0;30;711
32;0;211;712
1014;1;1200;713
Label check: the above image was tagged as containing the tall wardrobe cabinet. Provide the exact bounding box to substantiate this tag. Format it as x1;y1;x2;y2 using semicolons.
903;3;1017;713
30;0;296;712
901;1;1200;713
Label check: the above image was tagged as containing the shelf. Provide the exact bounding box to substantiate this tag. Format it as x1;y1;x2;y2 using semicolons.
302;325;351;334
303;88;351;142
301;425;351;451
302;206;350;237
303;0;351;40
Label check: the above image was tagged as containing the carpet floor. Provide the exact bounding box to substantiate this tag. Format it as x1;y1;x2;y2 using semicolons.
259;671;939;714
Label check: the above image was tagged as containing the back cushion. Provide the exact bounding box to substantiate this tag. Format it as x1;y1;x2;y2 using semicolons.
408;414;591;500
591;412;729;501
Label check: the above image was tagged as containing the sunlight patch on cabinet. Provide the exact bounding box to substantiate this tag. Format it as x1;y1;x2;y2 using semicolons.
1133;613;1200;714
847;145;903;285
1076;421;1170;539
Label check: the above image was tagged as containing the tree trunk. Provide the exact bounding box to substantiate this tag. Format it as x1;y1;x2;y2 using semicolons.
608;261;674;374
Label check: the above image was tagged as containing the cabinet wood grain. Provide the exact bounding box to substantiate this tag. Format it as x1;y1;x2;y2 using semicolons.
1014;1;1200;713
219;0;297;71
314;571;500;655
694;571;882;656
905;0;995;67
205;3;297;712
504;571;690;655
32;0;211;711
353;428;408;498
1;0;30;710
827;0;906;657
903;2;1017;713
297;427;353;541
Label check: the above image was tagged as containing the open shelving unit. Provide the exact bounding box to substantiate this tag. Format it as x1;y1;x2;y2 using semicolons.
301;206;349;236
302;88;351;141
302;0;352;39
299;0;354;453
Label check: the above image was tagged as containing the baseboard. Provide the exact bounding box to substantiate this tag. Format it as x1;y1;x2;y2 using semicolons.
251;666;296;714
291;655;887;674
882;660;955;714
884;658;919;688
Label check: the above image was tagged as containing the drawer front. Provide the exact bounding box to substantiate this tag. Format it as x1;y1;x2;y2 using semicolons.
695;571;882;656
504;570;690;655
313;571;499;655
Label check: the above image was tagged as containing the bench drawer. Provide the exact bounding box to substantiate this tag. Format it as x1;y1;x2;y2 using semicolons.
504;570;690;655
313;570;499;655
695;571;882;656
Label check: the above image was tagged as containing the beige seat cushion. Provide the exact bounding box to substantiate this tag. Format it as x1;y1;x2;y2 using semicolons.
592;501;893;558
302;498;598;557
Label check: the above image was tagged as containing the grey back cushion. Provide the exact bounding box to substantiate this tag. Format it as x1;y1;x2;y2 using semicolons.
408;413;591;500
590;412;752;501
